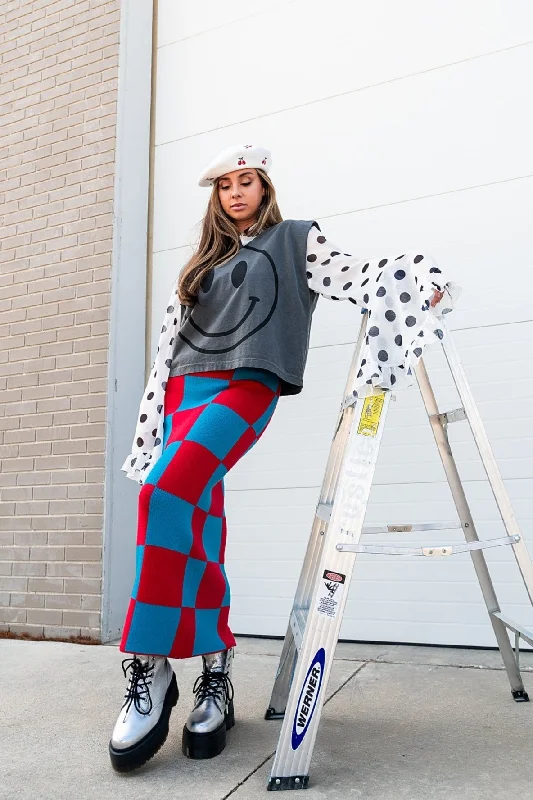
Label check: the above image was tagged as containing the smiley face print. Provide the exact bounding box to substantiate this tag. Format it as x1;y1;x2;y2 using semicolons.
178;245;279;354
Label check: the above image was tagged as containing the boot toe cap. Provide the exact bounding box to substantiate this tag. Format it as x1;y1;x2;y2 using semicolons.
186;703;225;735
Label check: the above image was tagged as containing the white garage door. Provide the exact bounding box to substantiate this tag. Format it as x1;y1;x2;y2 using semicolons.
150;0;533;647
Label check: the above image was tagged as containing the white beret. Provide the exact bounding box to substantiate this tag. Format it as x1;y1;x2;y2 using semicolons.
198;143;271;187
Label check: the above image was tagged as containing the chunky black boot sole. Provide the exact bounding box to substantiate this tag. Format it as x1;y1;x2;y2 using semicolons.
182;700;235;760
109;672;179;773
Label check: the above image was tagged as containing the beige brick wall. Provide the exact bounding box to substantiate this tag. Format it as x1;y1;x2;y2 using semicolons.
0;0;121;640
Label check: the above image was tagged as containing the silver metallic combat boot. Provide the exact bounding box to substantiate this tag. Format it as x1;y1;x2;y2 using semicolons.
109;654;179;772
182;648;235;759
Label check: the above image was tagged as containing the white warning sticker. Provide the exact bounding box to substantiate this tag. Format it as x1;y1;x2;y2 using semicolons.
316;569;346;619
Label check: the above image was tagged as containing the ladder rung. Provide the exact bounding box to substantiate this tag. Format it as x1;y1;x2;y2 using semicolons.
361;522;460;535
431;407;467;425
336;534;520;557
491;612;533;648
316;503;459;534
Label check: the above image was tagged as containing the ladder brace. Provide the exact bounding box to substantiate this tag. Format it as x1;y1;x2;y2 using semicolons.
336;534;521;557
491;611;533;650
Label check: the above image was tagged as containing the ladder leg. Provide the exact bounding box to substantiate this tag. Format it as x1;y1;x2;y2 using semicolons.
265;315;369;720
265;515;326;718
441;328;533;605
490;616;529;699
415;358;527;698
267;387;391;789
265;623;298;719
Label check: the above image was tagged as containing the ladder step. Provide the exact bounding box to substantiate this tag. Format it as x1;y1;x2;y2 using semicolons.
491;612;533;648
316;503;459;534
431;407;467;425
362;522;460;535
336;534;520;557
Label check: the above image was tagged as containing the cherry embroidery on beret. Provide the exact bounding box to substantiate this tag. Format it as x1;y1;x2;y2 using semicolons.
238;157;246;165
262;158;267;165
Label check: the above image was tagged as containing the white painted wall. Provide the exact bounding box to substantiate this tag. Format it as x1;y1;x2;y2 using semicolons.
150;0;533;646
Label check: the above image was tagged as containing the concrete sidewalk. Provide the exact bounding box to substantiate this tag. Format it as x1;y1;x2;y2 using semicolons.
2;636;532;800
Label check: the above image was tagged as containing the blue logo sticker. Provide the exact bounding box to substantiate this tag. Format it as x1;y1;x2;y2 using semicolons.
291;647;326;750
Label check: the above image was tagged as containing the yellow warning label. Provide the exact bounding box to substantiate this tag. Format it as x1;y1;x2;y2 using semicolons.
357;393;385;437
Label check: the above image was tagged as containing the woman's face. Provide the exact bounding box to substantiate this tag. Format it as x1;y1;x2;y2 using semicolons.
217;168;265;232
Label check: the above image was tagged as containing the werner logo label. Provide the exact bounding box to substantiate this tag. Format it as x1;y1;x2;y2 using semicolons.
291;648;326;750
316;569;346;619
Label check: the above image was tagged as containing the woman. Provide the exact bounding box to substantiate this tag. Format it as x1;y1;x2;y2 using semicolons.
109;144;457;772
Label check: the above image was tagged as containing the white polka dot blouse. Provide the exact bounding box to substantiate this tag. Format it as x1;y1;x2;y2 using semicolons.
121;222;459;484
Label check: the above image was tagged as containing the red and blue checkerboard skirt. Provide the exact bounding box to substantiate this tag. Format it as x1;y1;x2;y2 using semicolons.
119;367;281;659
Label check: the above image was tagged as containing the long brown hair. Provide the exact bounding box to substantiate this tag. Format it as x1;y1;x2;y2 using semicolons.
177;169;283;306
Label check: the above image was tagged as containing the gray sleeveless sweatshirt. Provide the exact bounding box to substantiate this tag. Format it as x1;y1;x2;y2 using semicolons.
169;219;318;396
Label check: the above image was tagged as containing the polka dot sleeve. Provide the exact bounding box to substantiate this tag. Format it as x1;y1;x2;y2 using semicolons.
305;222;460;395
120;278;181;485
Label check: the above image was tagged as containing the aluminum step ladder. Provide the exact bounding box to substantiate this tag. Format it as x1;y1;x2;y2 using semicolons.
265;312;533;791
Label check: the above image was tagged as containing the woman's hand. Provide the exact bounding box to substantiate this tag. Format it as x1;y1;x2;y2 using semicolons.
430;288;444;307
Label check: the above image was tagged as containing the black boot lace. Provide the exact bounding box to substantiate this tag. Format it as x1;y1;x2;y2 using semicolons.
121;656;155;716
192;668;234;714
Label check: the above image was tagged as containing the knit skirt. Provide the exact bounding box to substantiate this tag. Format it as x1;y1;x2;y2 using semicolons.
119;367;281;659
